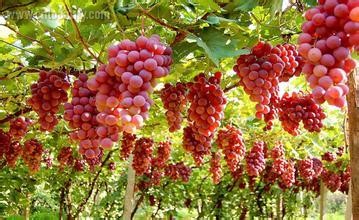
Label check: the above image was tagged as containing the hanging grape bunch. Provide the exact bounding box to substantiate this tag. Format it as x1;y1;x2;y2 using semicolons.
87;35;173;148
120;132;136;160
183;72;227;166
298;0;358;107
28;70;70;131
9;117;32;139
277;92;326;135
64;73;102;161
22;139;44;173
160;83;188;132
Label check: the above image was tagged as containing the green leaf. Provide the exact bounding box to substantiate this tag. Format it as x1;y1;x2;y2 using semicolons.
234;0;258;12
188;28;250;66
192;0;221;12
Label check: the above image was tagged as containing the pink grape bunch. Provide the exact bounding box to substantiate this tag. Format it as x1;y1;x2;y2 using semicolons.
5;141;23;168
298;158;316;182
87;35;173;141
160;83;188;132
132;137;154;175
64;74;103;161
277;92;326;136
209;152;222;184
216;125;246;176
183;72;227;166
164;162;192;183
151;141;171;169
120;132;136;160
298;0;359;108
9;117;32;139
28;70;70;131
22;139;44;173
57;147;74;170
245;141;266;177
233;42;303;127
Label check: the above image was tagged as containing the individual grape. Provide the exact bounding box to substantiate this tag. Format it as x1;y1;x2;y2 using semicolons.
209;152;222;184
27;70;70;131
22;139;44;173
160;83;187;132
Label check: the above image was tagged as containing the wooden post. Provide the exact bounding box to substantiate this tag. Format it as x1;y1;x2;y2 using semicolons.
319;181;327;220
346;180;352;220
347;70;359;219
123;154;136;220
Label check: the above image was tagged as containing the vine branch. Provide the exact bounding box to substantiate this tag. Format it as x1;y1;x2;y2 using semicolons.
0;108;32;124
0;1;36;13
63;2;103;64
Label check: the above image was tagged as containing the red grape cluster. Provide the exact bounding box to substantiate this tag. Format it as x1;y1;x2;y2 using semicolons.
277;92;326;135
164;162;192;182
233;42;303;126
0;129;11;158
160;83;188;132
216;125;245;175
322;151;336;161
209;152;222;184
57;147;74;169
339;166;351;193
64;73;102;160
183;72;226;166
245;141;266;177
9;117;32;139
28;70;70;131
120;132;136;160
22;139;44;173
321;168;342;192
73;159;85;172
298;159;315;182
270;144;285;159
280;160;296;189
277;44;305;82
5;141;22;168
312;157;324;178
151;141;171;169
132;137;154;175
298;0;358;108
87;35;172;136
108;162;116;171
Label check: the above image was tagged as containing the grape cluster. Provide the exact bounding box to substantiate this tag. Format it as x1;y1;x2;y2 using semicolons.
339;166;351;194
312;157;324;178
209;152;222;184
73;159;85;172
9;117;32;139
277;92;326;135
164;162;192;182
64;73;102;160
87;35;172;137
278;44;305;82
321;168;342;192
151;141;171;169
280;160;296;189
0;129;11;158
322;151;336;161
132;137;154;175
5;141;22;168
108;162;116;171
160;83;187;132
28;70;70;131
298;0;358;108
298;159;315;182
245;141;266;177
216;125;245;175
233;42;303;127
22;139;44;173
57;147;74;169
120;132;136;160
183;72;226;166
